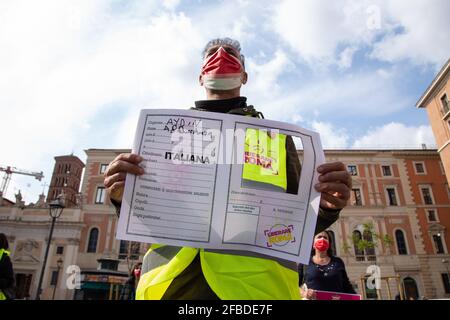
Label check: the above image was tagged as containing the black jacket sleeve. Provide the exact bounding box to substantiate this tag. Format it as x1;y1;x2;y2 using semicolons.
0;255;14;290
336;258;356;294
111;198;121;217
285;135;341;235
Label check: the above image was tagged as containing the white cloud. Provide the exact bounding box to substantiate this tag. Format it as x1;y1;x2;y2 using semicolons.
162;0;180;11
338;46;358;69
273;0;375;67
247;66;410;124
272;0;449;68
370;0;450;68
0;0;205;202
246;49;293;97
311;121;350;149
0;0;445;204
352;122;436;149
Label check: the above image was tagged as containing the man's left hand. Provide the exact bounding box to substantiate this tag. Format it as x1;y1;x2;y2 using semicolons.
315;162;352;210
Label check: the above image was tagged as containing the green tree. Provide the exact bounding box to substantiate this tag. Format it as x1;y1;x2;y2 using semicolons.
349;222;394;261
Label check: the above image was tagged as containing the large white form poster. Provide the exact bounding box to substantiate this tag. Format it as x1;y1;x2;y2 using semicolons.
117;109;325;264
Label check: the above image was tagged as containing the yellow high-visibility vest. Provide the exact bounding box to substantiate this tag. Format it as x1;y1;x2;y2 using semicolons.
0;249;10;300
136;246;300;300
136;129;299;300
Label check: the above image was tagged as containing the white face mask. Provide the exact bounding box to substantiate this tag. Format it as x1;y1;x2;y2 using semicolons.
201;46;244;90
202;75;243;90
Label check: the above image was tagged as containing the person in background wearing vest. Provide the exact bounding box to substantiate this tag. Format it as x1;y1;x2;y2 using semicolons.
299;231;355;299
103;38;352;300
0;233;15;300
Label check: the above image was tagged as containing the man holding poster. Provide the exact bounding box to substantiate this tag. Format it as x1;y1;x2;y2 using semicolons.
103;38;352;300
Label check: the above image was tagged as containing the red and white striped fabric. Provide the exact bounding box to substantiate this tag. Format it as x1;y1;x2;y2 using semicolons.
201;47;243;90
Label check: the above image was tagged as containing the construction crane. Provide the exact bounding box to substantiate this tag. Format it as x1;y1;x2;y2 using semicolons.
0;165;44;196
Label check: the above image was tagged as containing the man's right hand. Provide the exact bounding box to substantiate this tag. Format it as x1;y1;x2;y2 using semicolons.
103;153;145;203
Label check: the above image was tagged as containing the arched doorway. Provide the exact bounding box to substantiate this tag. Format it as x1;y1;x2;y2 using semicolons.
403;277;419;300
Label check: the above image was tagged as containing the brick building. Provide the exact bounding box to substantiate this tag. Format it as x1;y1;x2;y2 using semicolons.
2;148;450;299
323;149;450;299
46;155;84;208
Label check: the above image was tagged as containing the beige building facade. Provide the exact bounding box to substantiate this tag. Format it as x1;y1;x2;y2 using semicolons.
0;193;83;300
1;148;450;299
417;59;450;185
324;149;450;300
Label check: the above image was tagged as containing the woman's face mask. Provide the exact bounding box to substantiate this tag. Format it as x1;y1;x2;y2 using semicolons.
201;46;244;90
314;238;330;252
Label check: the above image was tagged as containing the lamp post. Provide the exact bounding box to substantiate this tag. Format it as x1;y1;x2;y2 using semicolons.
35;198;65;300
52;258;64;300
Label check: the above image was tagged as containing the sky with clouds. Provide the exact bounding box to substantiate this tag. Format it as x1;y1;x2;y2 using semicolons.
0;0;449;203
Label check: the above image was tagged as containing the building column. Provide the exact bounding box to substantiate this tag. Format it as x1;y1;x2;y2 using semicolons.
61;240;79;300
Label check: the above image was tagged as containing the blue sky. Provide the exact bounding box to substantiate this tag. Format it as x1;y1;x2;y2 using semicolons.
0;0;449;203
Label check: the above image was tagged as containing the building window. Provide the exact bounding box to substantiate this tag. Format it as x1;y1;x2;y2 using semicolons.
347;165;358;176
395;230;408;255
442;274;450;294
87;228;99;253
382;165;392;176
119;240;128;259
363;230;376;261
353;230;365;261
95;187;106;204
414;162;425;174
427;209;438;222
50;270;59;286
130;242;140;260
441;93;449;114
119;240;140;260
351;188;363;206
100;164;108;174
386;188;398;206
403;277;419;300
421;186;434;205
56;246;64;255
433;234;445;254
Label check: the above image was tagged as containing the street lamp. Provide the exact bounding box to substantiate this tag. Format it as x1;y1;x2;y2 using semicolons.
52;258;64;300
35;197;65;300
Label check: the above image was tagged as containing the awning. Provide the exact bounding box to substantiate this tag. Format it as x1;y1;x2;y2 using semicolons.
81;282;114;290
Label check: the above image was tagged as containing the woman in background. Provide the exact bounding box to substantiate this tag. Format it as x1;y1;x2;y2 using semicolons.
120;262;142;300
299;230;355;299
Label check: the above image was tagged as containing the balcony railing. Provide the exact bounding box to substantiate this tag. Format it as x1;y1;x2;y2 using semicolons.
355;255;377;262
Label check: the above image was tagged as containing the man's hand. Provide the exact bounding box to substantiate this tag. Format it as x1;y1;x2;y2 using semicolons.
315;161;351;210
103;153;145;203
